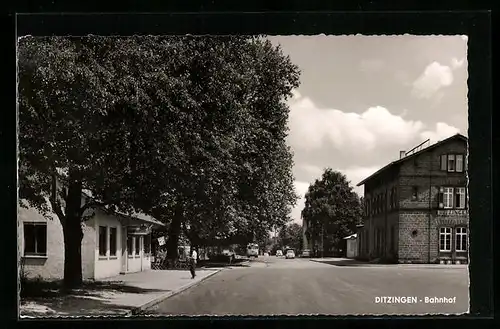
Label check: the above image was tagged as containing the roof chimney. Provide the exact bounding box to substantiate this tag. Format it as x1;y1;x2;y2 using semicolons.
399;151;406;159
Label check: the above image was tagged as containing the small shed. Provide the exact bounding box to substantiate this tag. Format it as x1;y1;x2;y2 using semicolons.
343;233;358;258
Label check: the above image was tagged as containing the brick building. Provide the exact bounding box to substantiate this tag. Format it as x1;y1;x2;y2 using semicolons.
356;134;468;264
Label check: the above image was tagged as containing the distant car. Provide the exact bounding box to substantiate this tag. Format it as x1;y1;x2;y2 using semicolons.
247;243;259;258
263;252;269;257
285;250;295;259
276;250;283;257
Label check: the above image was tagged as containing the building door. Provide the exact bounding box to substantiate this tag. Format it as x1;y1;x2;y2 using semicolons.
140;236;144;271
121;227;127;273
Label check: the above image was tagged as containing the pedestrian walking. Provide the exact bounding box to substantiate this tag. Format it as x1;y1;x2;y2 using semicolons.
189;248;197;279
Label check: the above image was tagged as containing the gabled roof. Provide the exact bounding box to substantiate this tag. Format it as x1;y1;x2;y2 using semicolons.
82;189;164;226
356;133;467;187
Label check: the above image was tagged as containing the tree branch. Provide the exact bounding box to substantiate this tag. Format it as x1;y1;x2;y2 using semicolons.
50;170;66;226
49;195;66;225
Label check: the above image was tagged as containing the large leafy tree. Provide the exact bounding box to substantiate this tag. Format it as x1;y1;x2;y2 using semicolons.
277;223;303;252
18;36;299;288
301;169;363;255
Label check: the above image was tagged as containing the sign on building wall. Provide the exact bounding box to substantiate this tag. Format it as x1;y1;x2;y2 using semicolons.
157;236;165;246
437;209;468;216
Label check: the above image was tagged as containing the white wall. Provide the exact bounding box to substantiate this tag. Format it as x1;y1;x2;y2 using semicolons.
93;209;123;280
346;239;358;258
18;201;153;282
18;206;64;280
81;217;96;280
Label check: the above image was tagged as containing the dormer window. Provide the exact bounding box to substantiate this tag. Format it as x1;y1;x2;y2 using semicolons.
440;154;465;173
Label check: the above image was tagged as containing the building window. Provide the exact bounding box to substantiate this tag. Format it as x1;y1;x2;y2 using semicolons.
127;236;133;258
455;154;464;172
411;186;418;200
389;189;393;209
440;155;447;170
144;234;151;255
24;222;47;256
443;187;454;209
98;226;108;257
455;227;467;252
447;154;456;172
455;187;466;209
134;236;140;257
439;227;452;252
390;226;395;252
392;187;397;209
441;154;465;172
109;227;117;256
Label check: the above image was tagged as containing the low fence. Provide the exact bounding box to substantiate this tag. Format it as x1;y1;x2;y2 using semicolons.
151;255;191;270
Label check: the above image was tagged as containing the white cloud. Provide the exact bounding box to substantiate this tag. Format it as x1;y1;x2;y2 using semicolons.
411;62;454;99
299;164;323;176
288;92;424;152
451;57;465;69
287;90;462;222
341;166;380;195
420;122;461;144
291;181;311;224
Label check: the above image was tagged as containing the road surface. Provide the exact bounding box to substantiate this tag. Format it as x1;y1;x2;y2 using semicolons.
146;256;469;316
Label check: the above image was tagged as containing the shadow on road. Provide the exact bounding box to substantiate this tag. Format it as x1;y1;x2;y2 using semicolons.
311;259;378;267
20;278;167;316
21;278;166;298
198;258;250;268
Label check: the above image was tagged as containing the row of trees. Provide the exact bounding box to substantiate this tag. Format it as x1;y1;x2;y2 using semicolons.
301;169;363;256
18;36;301;288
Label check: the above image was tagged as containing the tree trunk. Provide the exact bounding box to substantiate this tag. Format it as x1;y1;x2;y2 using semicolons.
166;214;181;260
62;180;84;290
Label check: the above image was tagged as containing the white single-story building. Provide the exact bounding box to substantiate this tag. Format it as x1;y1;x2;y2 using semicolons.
18;192;164;281
344;233;358;259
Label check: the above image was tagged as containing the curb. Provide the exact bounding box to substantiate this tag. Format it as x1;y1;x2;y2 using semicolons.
129;269;222;315
310;259;468;268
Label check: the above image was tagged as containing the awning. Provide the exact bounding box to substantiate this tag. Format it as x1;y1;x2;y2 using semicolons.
127;225;153;235
343;234;357;240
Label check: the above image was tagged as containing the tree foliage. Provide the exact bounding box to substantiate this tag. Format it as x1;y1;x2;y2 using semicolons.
18;36;300;287
277;223;303;252
301;169;363;253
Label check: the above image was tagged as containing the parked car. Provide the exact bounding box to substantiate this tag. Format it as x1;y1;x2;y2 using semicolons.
276;250;283;257
247;243;259;258
285;249;295;259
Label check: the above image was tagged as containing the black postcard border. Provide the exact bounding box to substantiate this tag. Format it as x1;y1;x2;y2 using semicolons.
4;4;494;328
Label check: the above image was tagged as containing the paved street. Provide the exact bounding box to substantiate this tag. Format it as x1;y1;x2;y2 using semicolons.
146;256;469;316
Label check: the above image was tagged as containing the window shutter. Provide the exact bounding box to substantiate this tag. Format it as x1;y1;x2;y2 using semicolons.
440;155;447;171
438;186;444;208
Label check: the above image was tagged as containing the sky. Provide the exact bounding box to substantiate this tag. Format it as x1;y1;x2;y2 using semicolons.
267;35;469;225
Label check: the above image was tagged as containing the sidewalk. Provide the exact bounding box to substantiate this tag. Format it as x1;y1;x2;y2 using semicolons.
310;257;468;269
20;269;221;318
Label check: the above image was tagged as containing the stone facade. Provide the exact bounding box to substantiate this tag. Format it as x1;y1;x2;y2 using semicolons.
357;134;469;264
